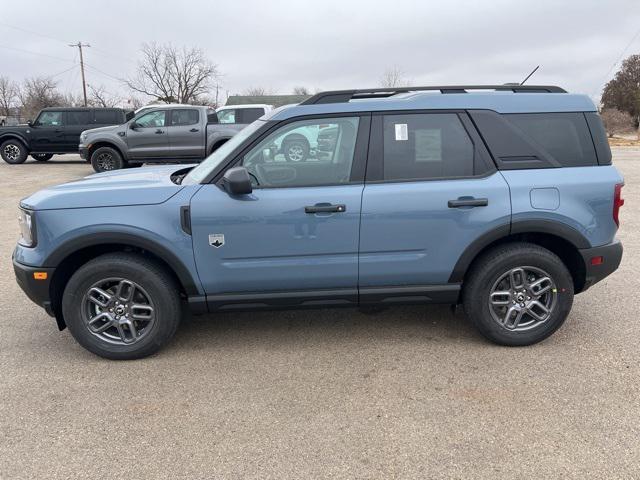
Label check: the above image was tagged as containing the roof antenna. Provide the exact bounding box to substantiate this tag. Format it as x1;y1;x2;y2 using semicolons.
521;65;540;85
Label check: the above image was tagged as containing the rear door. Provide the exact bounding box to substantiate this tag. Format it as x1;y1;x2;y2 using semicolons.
29;110;66;153
126;109;169;159
358;111;511;301
167;109;205;158
64;109;91;150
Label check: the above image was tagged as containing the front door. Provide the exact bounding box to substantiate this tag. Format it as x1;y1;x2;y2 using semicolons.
29;110;66;153
190;115;369;308
126;109;169;159
359;112;511;297
167;109;205;158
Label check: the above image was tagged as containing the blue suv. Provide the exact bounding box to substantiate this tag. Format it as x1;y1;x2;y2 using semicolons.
13;85;624;359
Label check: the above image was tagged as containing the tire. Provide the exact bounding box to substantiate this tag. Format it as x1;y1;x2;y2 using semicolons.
62;252;182;360
31;153;53;162
282;138;309;162
1;139;28;164
90;146;123;173
462;242;574;346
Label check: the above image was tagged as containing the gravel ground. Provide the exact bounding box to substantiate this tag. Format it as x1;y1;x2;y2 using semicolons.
0;152;638;479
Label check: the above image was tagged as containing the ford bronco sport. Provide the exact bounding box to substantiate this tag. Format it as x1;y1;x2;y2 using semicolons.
13;85;624;359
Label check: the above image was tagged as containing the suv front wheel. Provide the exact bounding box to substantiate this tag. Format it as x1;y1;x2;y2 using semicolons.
463;243;574;346
62;253;181;359
1;139;28;164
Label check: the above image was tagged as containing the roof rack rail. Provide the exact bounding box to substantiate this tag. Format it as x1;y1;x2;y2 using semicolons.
300;85;567;105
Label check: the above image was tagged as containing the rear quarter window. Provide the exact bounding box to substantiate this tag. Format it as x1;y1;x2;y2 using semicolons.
94;109;122;125
504;113;597;167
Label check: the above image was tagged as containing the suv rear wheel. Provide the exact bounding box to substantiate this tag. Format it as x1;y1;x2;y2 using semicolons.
91;146;123;173
62;253;181;360
463;243;574;346
1;139;28;164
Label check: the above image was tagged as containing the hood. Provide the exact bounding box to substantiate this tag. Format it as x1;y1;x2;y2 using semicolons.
83;124;121;136
21;164;196;211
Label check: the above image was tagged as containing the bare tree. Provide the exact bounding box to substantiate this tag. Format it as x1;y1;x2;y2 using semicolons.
293;86;310;95
243;86;275;96
380;66;410;88
126;42;220;104
600;108;635;138
18;77;65;120
88;84;123;108
0;76;18;117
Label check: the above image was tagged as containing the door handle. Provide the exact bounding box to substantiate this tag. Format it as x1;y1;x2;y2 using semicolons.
189;128;199;132
448;197;489;208
305;203;346;214
155;129;164;134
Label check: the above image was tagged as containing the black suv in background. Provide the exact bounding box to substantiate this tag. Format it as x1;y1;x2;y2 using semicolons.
0;107;129;164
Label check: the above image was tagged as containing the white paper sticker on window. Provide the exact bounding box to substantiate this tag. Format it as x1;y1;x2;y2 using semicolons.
394;123;408;141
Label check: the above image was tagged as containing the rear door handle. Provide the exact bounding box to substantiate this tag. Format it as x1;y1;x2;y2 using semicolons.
448;197;489;208
189;128;199;132
155;129;164;134
305;203;346;214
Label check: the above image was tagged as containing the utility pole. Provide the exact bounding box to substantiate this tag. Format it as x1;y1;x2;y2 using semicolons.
69;42;90;106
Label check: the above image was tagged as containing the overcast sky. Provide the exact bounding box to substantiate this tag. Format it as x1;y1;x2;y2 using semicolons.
1;0;639;104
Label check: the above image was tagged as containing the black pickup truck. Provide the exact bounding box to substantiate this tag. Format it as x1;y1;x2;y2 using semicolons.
0;107;129;164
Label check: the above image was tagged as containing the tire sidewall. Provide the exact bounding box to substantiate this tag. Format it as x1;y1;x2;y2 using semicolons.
465;247;574;346
90;147;123;173
62;259;179;359
1;139;28;164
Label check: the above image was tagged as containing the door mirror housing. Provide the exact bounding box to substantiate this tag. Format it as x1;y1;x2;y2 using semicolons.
27;120;33;127
222;167;253;195
129;122;139;130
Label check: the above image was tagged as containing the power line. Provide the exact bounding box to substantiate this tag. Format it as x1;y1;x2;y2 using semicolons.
0;21;71;45
593;26;640;96
0;43;74;63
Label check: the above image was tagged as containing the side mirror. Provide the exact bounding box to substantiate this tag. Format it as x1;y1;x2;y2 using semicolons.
27;120;33;127
222;167;252;195
129;122;139;130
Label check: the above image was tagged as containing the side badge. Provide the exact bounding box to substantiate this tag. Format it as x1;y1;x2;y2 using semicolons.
209;233;225;248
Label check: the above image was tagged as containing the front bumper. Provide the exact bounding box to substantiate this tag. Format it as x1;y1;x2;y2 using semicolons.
13;257;55;317
579;239;623;291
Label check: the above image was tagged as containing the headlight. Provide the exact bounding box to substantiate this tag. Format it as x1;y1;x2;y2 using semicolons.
18;209;36;247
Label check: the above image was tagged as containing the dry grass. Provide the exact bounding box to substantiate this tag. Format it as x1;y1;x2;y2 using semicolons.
608;136;640;147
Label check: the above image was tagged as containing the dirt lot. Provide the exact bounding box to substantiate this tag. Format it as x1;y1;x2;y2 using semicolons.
0;151;638;479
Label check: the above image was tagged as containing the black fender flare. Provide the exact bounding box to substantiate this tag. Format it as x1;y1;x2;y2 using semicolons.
448;219;590;283
0;133;30;148
44;230;201;295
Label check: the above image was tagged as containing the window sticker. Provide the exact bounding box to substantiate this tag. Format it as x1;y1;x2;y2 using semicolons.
394;123;408;141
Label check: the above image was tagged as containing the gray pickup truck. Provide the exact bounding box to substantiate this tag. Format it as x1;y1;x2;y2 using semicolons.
79;104;269;172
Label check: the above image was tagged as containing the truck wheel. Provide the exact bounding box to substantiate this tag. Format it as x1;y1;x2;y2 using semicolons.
31;153;53;162
1;139;28;164
62;252;182;360
91;146;123;172
462;242;574;346
282;138;309;162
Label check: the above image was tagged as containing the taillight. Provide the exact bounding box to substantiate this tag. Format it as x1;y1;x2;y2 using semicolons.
613;183;624;227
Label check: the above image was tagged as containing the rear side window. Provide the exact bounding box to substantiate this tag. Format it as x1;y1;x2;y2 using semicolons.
94;109;121;125
382;113;474;181
67;110;91;125
238;108;264;123
170;109;199;126
505;113;597;167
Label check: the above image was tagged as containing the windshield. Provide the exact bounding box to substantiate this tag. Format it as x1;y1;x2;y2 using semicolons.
182;120;266;184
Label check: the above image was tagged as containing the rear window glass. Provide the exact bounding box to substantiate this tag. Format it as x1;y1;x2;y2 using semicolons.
67;110;91;125
505;113;597;167
94;109;121;124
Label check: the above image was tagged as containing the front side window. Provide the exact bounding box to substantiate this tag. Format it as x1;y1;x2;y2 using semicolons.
171;109;199;126
135;110;166;128
36;111;64;127
382;113;474;181
242;117;360;188
217;109;236;124
67;110;91;125
238;108;264;123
